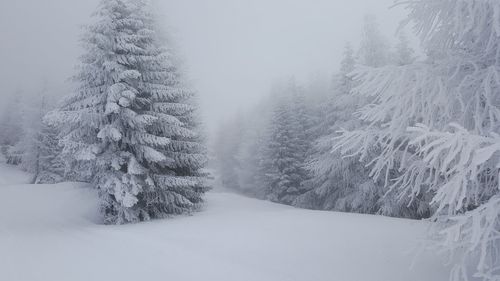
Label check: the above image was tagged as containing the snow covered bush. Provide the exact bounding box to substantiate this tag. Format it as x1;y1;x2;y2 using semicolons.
335;0;500;279
48;0;209;224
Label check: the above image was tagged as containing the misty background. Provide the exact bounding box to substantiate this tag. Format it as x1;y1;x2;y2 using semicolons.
1;1;498;280
0;0;412;135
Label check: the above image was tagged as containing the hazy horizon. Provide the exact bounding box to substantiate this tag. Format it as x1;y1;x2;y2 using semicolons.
0;0;413;134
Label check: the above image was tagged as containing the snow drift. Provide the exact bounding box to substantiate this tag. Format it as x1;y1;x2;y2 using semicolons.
0;161;450;281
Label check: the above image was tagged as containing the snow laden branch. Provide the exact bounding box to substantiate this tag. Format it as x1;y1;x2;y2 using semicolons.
408;124;499;214
410;124;500;281
335;63;500;281
398;0;500;63
442;196;500;281
334;1;500;279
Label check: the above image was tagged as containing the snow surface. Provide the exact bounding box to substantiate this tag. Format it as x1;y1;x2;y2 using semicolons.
0;160;450;281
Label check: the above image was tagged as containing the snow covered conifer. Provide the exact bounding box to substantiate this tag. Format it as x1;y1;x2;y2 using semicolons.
31;92;65;184
235;117;271;198
394;33;416;66
17;108;65;184
213;117;245;191
34;121;65;184
335;0;500;279
265;101;296;203
15;94;52;182
0;93;24;155
340;43;355;80
358;15;390;67
264;80;311;204
49;0;209;224
295;42;381;212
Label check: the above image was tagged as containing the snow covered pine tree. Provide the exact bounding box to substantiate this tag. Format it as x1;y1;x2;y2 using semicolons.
294;43;378;212
264;80;311;204
16;93;64;184
49;0;209;224
296;16;407;215
0;93;25;163
335;0;500;279
34;121;65;184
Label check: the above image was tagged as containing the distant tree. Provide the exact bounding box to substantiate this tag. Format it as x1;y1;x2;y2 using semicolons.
15;93;50;182
394;33;416;66
0;92;24;149
34;121;65;184
2;91;29;166
264;80;311;204
5;86;65;184
213;116;246;191
358;14;390;67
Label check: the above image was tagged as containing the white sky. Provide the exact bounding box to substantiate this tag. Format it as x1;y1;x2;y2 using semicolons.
0;0;412;133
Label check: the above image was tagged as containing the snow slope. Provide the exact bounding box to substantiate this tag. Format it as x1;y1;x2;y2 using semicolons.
0;160;450;281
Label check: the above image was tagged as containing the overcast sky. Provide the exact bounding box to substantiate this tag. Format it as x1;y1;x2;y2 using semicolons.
0;0;411;133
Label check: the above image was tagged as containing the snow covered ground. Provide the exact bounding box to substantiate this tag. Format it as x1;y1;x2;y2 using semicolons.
0;159;450;281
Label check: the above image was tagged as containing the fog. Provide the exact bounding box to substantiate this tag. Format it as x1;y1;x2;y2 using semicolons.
0;0;411;134
2;2;497;279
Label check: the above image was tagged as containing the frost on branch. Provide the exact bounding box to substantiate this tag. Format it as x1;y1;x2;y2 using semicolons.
334;0;500;279
408;124;500;280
